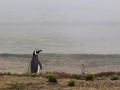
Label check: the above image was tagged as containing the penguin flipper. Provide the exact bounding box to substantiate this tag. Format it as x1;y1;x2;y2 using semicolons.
38;61;42;70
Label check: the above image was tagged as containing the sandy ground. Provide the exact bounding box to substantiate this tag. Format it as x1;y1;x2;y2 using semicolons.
0;57;120;74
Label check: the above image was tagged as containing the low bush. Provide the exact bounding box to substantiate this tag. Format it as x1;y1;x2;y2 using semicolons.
46;74;58;83
68;79;76;87
30;73;38;77
22;70;31;76
6;72;12;75
85;73;94;81
110;74;119;80
12;72;21;76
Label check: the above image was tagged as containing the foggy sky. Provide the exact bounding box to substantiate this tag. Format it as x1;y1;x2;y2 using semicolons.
0;0;120;54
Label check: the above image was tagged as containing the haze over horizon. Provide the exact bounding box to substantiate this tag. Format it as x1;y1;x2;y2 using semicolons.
0;0;120;54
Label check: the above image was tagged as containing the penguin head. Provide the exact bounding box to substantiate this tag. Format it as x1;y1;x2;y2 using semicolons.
33;50;42;55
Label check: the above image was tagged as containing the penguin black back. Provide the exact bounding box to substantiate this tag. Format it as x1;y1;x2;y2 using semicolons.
29;50;42;73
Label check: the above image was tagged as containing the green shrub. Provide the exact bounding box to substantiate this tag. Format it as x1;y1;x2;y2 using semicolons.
68;79;76;87
110;74;119;80
12;72;21;76
30;73;38;77
85;73;94;81
46;74;58;83
22;70;31;76
6;72;12;75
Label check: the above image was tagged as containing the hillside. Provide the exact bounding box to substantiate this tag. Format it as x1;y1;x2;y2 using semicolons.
0;53;120;90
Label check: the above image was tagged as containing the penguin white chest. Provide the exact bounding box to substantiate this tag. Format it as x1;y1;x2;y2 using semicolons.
37;64;40;74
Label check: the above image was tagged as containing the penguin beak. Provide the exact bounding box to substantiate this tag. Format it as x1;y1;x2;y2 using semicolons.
38;50;42;53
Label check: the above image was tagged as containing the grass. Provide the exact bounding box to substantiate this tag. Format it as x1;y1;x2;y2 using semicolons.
0;71;120;90
1;71;120;79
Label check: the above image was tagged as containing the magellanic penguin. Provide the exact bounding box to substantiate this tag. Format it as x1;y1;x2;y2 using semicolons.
28;50;42;73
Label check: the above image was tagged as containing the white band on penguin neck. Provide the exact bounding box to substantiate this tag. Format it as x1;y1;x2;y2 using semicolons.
35;50;38;55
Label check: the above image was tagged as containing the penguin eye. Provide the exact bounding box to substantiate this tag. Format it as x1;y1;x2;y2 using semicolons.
36;51;39;53
34;50;39;55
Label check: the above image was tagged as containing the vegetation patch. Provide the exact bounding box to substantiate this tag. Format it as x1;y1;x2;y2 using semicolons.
22;70;31;76
6;72;12;75
95;71;120;77
0;71;120;90
46;74;58;83
85;73;94;81
12;72;22;76
30;73;38;77
9;83;27;90
68;79;76;87
111;74;119;80
45;71;84;80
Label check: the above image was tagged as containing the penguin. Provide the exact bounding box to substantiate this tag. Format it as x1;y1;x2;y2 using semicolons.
28;50;42;73
81;63;88;75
